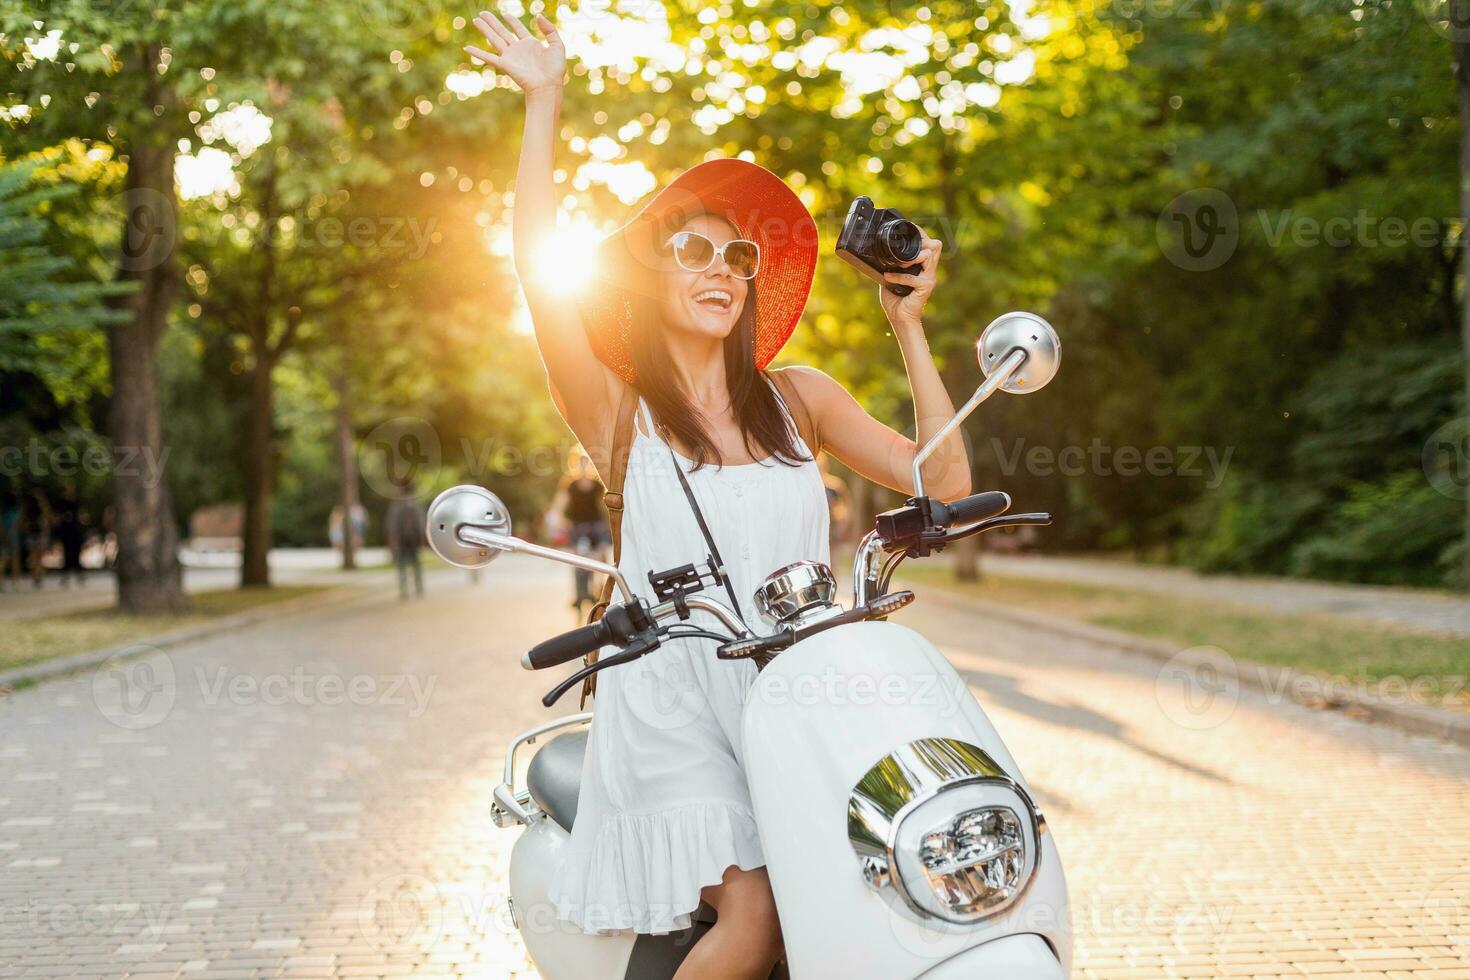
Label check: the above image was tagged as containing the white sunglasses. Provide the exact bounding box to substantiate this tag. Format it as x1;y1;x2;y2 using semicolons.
663;231;762;280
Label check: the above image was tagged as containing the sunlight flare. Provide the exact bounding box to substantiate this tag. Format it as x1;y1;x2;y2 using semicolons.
534;219;605;292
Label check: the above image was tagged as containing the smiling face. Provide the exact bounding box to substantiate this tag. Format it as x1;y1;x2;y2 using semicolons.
656;213;751;342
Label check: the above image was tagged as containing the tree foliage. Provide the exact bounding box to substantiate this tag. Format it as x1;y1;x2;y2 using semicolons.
1;0;1463;585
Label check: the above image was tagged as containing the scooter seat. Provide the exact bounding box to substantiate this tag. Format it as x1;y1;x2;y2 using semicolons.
526;729;587;832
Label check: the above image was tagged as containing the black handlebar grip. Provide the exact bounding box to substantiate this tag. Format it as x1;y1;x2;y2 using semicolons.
522;620;612;671
940;491;1012;526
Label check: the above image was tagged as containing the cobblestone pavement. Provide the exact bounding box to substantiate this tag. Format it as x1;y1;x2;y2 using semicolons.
1;555;1468;978
984;554;1470;637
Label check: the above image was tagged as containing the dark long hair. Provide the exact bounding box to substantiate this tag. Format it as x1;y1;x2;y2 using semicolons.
627;262;808;470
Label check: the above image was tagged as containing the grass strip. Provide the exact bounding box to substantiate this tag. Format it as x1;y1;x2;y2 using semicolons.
0;586;328;673
898;564;1470;710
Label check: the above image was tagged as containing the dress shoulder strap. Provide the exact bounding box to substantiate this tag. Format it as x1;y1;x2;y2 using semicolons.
766;366;823;458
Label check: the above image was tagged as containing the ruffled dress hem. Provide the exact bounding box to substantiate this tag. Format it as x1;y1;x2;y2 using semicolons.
548;799;765;936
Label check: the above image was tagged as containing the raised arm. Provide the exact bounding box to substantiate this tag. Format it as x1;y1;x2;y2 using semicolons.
789;235;973;502
466;9;621;450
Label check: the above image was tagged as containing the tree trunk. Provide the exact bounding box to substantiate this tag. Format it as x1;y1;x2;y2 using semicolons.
107;45;186;614
952;532;981;582
1456;10;1470;589
240;352;274;587
334;371;359;571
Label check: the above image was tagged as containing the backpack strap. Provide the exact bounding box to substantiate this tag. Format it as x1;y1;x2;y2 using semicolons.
767;366;823;458
581;383;638;707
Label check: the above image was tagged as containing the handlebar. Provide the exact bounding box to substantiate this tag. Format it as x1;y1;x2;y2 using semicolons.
523;489;1052;704
521;593;751;673
522;620;613;671
934;490;1012;527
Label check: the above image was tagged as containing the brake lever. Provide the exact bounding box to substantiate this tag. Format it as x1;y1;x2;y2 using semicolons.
541;634;661;707
937;512;1053;547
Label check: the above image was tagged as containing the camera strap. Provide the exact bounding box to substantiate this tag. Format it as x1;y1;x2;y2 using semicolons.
658;423;749;628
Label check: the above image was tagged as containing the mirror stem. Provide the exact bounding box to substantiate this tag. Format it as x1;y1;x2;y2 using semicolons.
458;527;635;603
911;347;1028;498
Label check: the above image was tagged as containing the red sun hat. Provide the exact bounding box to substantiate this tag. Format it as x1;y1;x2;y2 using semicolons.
574;158;819;384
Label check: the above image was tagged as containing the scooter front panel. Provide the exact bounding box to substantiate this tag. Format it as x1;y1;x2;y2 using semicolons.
740;620;1072;978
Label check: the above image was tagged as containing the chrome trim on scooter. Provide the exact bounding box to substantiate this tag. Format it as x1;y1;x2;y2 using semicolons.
852;531;887;608
847;738;1046;924
460;527;637;603
912;311;1062;497
754;561;843;628
911;348;1026;499
491;713;592;828
648;594;752;639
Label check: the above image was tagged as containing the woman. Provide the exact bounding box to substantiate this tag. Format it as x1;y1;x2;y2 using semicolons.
466;9;972;977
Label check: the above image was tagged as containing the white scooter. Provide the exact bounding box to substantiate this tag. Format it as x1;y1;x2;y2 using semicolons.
427;313;1072;979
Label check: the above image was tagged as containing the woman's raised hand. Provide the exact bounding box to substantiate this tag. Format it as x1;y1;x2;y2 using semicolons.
880;235;943;331
466;8;566;97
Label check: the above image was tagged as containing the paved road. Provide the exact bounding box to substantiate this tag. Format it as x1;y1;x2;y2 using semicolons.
984;553;1470;637
1;557;1467;978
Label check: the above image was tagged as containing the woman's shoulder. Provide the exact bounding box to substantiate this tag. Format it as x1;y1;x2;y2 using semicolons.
766;364;842;405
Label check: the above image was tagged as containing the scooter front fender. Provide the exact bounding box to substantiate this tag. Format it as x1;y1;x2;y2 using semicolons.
741;619;1071;978
508;818;637;980
917;933;1066;979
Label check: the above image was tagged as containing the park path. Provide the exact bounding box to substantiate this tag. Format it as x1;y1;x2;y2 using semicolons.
0;555;1467;978
983;553;1470;636
0;549;396;623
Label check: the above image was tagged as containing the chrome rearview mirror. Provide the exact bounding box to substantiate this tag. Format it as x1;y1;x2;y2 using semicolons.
978;311;1060;393
912;312;1061;498
426;483;635;600
427;484;514;569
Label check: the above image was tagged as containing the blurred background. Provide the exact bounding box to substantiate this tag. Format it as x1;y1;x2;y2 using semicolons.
0;0;1464;613
5;6;1470;976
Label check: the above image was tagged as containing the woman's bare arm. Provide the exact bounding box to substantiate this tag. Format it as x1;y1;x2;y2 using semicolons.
792;236;973;501
467;9;621;450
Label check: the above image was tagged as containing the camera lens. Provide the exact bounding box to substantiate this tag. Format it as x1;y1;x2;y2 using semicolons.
878;219;923;265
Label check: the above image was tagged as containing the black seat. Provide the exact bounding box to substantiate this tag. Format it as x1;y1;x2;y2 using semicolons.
526;729;588;831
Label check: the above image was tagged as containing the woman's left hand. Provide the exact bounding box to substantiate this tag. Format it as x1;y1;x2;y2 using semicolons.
879;236;942;331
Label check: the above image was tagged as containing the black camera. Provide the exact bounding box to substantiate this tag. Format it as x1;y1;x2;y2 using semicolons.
836;196;925;296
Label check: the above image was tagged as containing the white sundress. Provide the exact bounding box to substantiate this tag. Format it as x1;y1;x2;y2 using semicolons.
547;386;830;935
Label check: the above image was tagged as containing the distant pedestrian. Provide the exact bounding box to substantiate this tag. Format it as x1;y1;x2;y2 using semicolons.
24;492;52;590
385;487;427;600
817;455;853;557
54;483;88;589
329;503;368;557
0;491;22;591
99;504;117;569
546;448;609;619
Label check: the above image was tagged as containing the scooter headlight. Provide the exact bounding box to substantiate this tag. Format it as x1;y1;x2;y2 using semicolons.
849;738;1044;924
